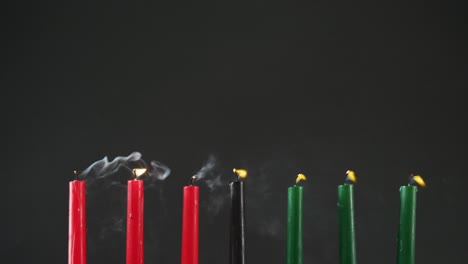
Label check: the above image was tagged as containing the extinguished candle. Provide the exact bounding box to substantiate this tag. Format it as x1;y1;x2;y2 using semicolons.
126;168;146;264
286;173;306;264
338;170;357;264
230;168;248;264
69;171;86;264
397;175;426;264
181;176;199;264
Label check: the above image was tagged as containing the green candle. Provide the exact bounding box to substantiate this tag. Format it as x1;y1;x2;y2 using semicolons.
338;170;357;264
397;175;426;264
286;174;306;264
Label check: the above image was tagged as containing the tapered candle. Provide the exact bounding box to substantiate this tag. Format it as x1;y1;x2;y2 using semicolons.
230;168;248;264
126;168;146;264
69;171;86;264
338;170;357;264
286;173;306;264
181;176;199;264
397;175;426;264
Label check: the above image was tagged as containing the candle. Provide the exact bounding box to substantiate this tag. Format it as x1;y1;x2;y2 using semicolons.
126;168;147;264
397;174;426;264
337;170;357;264
69;171;86;264
181;176;199;264
230;168;248;264
286;173;306;264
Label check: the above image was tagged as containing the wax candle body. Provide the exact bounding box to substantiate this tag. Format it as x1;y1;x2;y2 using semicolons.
126;180;144;264
181;185;199;264
229;181;245;264
69;180;86;264
286;186;303;264
397;186;417;264
338;184;357;264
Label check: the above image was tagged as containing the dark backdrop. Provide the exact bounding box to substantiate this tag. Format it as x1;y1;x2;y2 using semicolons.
3;0;467;264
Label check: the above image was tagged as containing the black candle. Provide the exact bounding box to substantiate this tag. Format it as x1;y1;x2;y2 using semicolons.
230;169;248;264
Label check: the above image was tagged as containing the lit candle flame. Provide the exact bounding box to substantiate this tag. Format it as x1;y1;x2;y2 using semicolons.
410;175;426;188
133;168;147;178
233;168;248;179
346;170;357;184
296;173;307;184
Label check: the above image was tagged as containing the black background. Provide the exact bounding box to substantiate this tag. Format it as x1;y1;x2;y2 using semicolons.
3;0;467;263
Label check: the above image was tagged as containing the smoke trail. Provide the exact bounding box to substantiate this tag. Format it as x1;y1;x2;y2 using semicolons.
79;152;141;182
135;160;172;188
82;151;171;263
193;155;230;215
79;151;171;188
193;154;216;180
205;174;223;191
149;161;171;180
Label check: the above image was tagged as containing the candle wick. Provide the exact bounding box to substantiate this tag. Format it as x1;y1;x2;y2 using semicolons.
73;170;78;180
190;176;196;185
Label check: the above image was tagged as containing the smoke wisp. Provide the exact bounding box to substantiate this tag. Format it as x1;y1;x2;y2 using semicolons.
193;155;231;215
81;151;171;263
79;151;171;188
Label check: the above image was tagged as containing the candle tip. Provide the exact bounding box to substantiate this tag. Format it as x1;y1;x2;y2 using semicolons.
190;175;196;185
345;170;357;184
133;168;147;178
73;170;78;180
233;168;248;180
409;174;426;188
295;173;307;184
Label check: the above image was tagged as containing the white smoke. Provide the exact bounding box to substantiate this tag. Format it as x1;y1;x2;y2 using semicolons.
79;151;171;185
149;160;171;180
205;175;223;191
194;154;217;181
79;152;142;180
193;155;230;214
81;151;171;247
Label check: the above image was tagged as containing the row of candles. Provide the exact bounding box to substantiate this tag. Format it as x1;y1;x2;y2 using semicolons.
69;169;426;264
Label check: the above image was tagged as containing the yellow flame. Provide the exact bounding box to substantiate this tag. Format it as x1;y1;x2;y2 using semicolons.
412;175;426;188
346;170;357;183
296;173;307;184
233;168;248;179
133;168;147;177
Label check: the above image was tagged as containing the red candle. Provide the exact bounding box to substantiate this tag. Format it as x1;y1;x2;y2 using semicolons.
181;176;199;264
69;179;86;264
126;179;144;264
